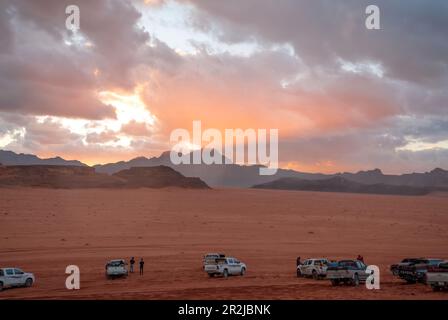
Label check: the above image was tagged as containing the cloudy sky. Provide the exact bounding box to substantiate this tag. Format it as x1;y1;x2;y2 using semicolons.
0;0;447;173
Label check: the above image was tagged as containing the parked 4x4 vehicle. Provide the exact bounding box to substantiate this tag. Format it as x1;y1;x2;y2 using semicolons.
0;268;35;291
390;258;424;276
204;257;246;278
105;259;128;279
425;261;448;291
326;260;368;286
297;258;329;279
202;253;225;269
395;258;443;283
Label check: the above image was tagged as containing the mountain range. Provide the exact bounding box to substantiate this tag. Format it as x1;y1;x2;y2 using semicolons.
93;150;329;188
93;150;448;189
253;176;436;196
0;150;86;167
0;164;209;189
1;149;448;192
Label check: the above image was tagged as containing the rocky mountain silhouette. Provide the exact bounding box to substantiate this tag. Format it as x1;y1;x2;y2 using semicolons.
0;150;86;166
0;164;209;189
2;149;447;190
252;176;438;196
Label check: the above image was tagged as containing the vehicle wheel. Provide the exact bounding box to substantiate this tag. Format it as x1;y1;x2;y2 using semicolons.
312;270;318;280
240;267;246;276
25;278;33;287
0;281;3;291
331;279;339;286
296;269;302;278
431;285;440;292
208;273;214;278
353;274;360;287
223;269;229;279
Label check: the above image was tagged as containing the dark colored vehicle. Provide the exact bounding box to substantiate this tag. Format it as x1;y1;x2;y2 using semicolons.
390;258;425;276
396;258;443;283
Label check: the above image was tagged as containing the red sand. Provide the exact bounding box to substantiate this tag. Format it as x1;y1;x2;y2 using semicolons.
0;188;447;299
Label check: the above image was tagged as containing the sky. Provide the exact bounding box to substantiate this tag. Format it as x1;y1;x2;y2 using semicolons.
0;0;447;173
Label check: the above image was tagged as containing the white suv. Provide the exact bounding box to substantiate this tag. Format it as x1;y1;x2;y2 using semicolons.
105;259;128;278
204;257;247;278
297;258;329;279
0;268;35;291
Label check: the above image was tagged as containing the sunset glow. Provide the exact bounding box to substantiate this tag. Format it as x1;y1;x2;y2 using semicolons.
0;0;447;173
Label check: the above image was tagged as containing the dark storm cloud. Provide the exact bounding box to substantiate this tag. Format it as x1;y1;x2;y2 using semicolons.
0;0;156;119
0;0;447;171
187;0;448;84
182;0;448;171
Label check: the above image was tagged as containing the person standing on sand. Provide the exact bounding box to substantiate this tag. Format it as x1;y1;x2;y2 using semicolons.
357;255;364;263
130;257;135;273
139;258;144;275
296;257;301;267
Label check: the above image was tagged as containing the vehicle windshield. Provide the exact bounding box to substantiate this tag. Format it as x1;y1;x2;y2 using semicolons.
108;261;125;267
338;261;356;267
417;260;428;264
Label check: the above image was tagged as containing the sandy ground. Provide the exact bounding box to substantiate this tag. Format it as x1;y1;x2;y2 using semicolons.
0;187;447;300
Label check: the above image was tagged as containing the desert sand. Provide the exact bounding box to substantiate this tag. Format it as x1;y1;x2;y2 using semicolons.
0;187;447;299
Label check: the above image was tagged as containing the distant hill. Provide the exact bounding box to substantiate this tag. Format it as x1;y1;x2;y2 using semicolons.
338;168;448;188
252;176;435;196
0;165;120;188
0;150;86;166
94;150;328;188
0;165;209;189
113;166;209;189
2;149;448;190
94;150;448;189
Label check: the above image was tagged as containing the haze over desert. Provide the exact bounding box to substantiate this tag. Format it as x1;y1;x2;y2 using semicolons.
1;187;447;299
1;0;447;313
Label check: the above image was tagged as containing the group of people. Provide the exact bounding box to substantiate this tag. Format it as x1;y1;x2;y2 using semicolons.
129;257;145;275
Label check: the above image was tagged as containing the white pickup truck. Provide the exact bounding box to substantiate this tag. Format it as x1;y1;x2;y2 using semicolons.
202;253;225;269
326;260;368;286
425;261;448;291
0;268;35;291
204;257;246;278
297;258;329;279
